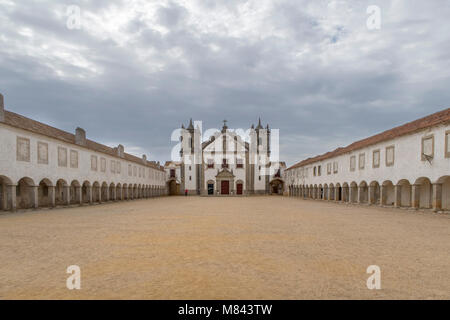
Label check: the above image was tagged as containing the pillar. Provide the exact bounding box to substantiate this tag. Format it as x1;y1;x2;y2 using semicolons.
411;185;420;209
31;186;39;209
394;184;401;208
48;186;56;208
327;188;331;201
62;186;70;205
357;187;363;204
75;186;82;205
432;183;442;211
87;186;93;204
111;187;116;201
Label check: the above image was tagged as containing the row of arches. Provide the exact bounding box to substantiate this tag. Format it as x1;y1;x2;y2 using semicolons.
288;176;450;211
0;175;167;211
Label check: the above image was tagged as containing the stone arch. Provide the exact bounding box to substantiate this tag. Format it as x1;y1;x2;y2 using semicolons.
133;184;138;199
92;181;101;203
329;183;335;200
358;181;368;204
397;179;412;207
116;183;122;200
38;178;53;208
335;183;342;201
318;184;323;200
82;181;91;204
381;180;395;206
323;184;328;200
123;183;128;200
369;181;381;205
0;175;14;211
55;179;69;206
100;182;108;202
109;183;116;201
17;177;36;209
70;180;81;205
342;183;349;202
436;176;450;211
128;184;134;199
413;177;432;209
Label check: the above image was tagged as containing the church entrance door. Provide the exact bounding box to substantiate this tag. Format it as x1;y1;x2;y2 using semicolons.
221;181;229;195
236;183;243;195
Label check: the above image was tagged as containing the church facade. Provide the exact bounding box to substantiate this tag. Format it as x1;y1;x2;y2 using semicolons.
177;119;285;196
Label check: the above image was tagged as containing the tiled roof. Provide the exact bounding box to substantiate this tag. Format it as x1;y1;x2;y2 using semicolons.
3;110;164;171
287;108;450;170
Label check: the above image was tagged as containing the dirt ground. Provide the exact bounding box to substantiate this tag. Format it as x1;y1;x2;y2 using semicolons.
0;196;449;300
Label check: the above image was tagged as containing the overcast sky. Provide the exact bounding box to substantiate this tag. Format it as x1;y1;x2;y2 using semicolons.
1;0;449;166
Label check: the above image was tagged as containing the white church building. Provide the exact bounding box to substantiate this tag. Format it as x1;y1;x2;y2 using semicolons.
285;108;450;212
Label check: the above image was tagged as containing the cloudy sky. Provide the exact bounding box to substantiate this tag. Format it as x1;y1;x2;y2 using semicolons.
1;0;449;166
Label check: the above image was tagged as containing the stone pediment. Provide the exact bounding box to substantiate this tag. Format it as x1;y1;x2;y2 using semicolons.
216;168;235;178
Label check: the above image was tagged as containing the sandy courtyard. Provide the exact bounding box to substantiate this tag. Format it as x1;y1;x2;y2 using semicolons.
0;196;449;300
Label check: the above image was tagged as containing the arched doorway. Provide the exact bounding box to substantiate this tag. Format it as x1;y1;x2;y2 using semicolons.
168;179;180;196
269;179;283;195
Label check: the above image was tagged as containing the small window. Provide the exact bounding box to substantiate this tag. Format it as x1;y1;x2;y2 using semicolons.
350;156;356;172
421;135;434;161
91;155;98;171
111;160;116;173
327;163;332;175
236;159;243;168
386;146;395;166
117;161;121;174
100;158;106;172
446;131;450;158
313;166;317;176
207;159;214;168
317;165;321;176
359;153;365;170
189;176;192;181
373;150;380;168
333;161;338;174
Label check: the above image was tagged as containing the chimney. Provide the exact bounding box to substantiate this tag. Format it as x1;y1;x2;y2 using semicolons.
142;154;147;163
0;93;4;122
75;127;86;146
117;144;124;158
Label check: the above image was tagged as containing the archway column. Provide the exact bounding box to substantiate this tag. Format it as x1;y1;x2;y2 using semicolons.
411;184;420;209
75;186;82;205
432;183;442;211
111;187;116;201
48;186;56;208
327;188;331;201
349;187;354;203
63;186;70;205
380;185;387;206
394;185;401;208
31;185;39;209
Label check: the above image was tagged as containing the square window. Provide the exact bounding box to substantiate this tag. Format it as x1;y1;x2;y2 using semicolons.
386;146;395;166
373;150;380;168
350;156;356;172
16;137;30;162
359;153;365;170
421;135;434;161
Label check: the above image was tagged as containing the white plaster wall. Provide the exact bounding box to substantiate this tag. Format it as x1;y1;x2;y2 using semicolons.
0;123;166;188
287;124;450;187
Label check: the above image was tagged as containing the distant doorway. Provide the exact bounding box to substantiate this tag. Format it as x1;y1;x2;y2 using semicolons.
221;180;229;195
208;183;214;195
236;183;243;195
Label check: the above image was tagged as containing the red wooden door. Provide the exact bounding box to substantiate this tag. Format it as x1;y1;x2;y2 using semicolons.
236;183;243;195
221;180;229;195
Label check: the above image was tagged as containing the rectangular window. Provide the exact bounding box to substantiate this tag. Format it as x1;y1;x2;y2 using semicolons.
359;153;365;170
421;135;434;161
327;163;332;175
313;166;317;176
207;159;214;169
372;150;380;168
37;142;48;165
333;161;338;174
58;147;68;167
91;155;98;171
111;160;116;173
236;159;243;168
117;161;121;174
386;146;395;166
70;150;78;168
350;156;356;172
100;157;106;172
16;137;30;162
317;165;321;176
128;164;132;176
446;131;450;158
133;166;137;176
